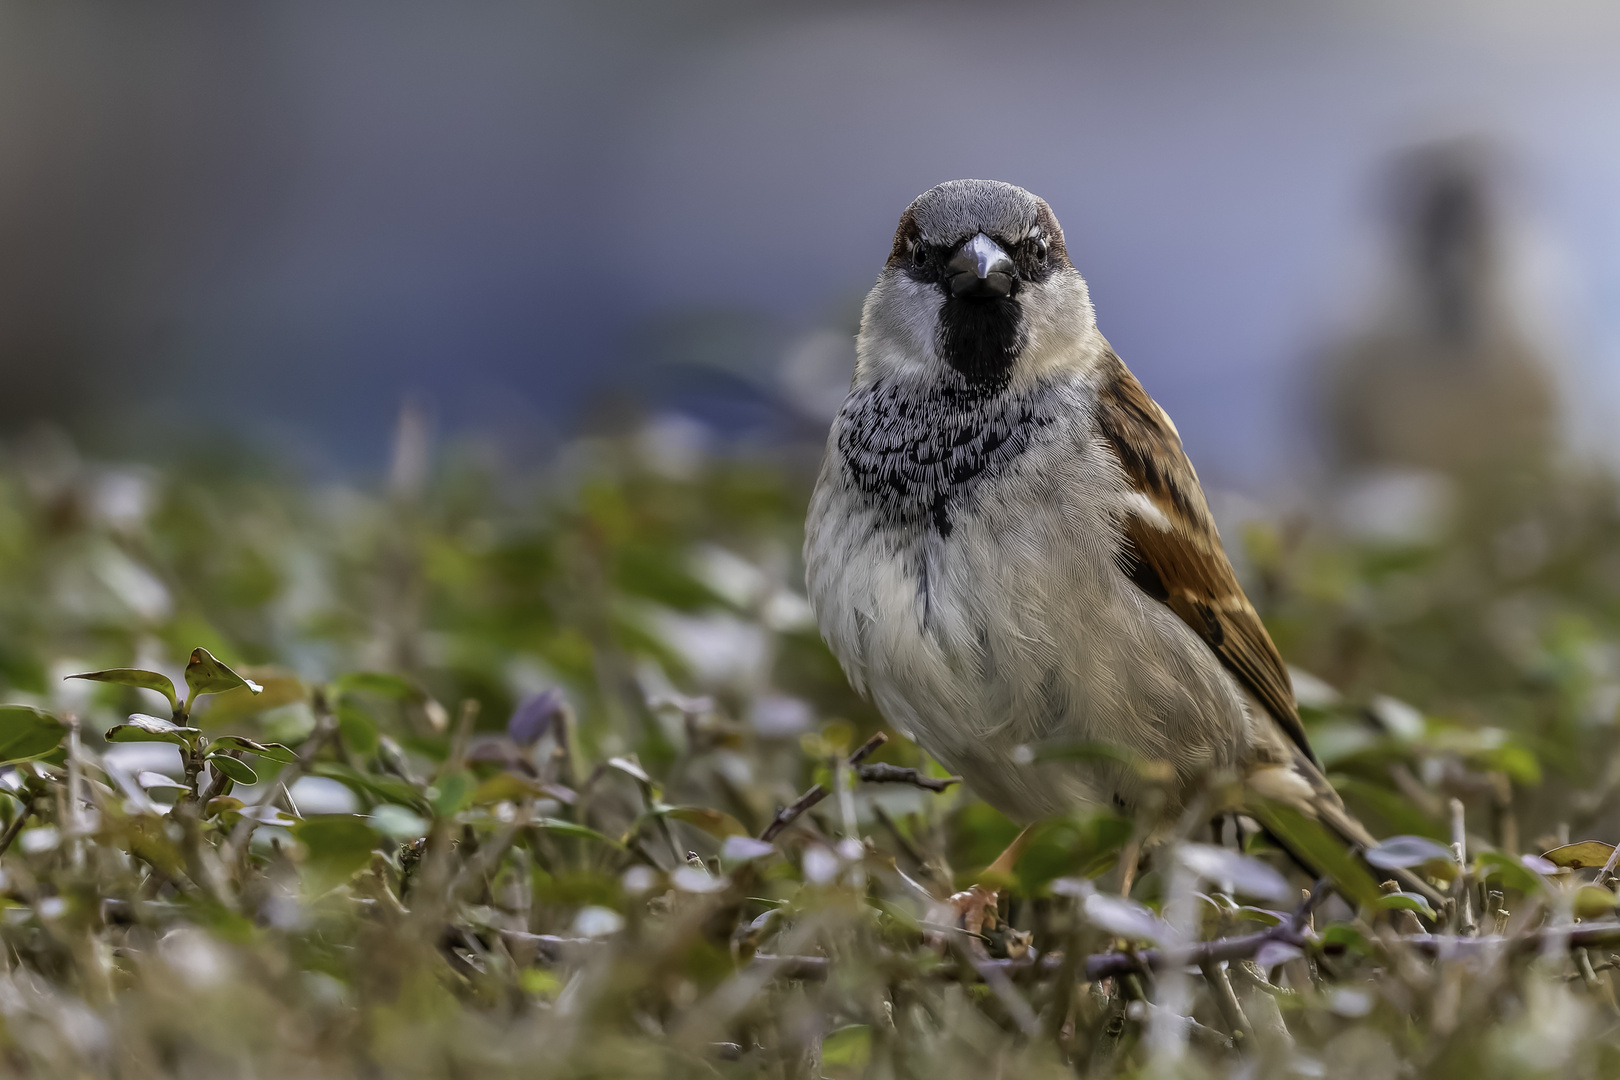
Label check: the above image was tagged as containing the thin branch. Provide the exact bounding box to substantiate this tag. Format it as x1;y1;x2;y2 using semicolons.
495;919;1620;986
0;797;38;857
855;763;961;792
1200;959;1253;1043
1291;877;1333;931
759;784;828;843
848;732;888;766
1451;797;1476;935
222;695;339;863
758;734;898;843
1599;838;1620;890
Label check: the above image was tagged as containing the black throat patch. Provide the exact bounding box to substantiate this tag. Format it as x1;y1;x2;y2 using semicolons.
937;295;1025;390
836;375;1062;537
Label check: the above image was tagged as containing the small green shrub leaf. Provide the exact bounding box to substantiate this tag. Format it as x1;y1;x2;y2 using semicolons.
66;669;178;712
311;762;424;809
1378;891;1438;921
0;705;67;763
136;770;189;793
470;771;543;806
184;648;263;698
1575;884;1619;919
664;805;749;838
820;1025;872;1070
241;804;299;827
207;754;258;785
293;816;379;891
336;703;380;756
1475;851;1547;893
606;756;652;784
208;735;299;763
430;770;473;818
332;672;423;702
533;817;624;849
107;714;202;746
1251;801;1384;910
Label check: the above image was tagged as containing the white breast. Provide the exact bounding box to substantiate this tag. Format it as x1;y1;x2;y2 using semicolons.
805;386;1255;823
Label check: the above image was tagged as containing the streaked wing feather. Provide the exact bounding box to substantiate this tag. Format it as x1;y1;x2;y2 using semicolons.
1093;352;1317;766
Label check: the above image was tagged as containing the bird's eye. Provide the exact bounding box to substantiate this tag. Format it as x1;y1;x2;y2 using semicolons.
1034;237;1049;263
911;241;928;267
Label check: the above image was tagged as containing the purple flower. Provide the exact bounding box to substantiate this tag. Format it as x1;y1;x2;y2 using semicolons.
508;688;567;747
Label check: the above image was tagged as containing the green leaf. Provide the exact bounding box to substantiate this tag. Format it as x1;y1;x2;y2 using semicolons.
820;1025;872;1071
106;714;202;746
663;805;749;838
205;796;244;818
1249;800;1384;910
136;770;189;793
293;816;379;892
1014;811;1133;895
310;762;425;810
1332;776;1447;840
0;706;66;764
195;672;305;725
370;804;428;840
1235;905;1286;926
1575;884;1619;919
331;672;424;702
1320;923;1371;954
1378;891;1438;921
208;735;299;764
184;648;263;698
1475;851;1547;894
207;753;258;785
430;770;473;818
606;756;652;784
533;817;625;849
470;771;543;806
1473;743;1542;787
336;703;380;756
241;804;300;827
66;669;178;712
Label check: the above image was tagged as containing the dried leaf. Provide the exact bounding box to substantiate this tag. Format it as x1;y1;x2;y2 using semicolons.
1541;841;1615;870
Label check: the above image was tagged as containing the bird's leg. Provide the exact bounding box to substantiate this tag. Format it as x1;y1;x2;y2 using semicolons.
934;825;1036;940
1117;836;1143;897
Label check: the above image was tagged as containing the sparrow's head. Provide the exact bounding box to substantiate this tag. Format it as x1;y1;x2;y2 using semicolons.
856;179;1097;391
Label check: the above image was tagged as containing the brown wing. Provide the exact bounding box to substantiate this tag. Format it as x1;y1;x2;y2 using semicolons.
1092;351;1317;766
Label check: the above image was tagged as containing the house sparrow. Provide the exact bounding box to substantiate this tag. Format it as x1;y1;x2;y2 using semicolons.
804;179;1431;904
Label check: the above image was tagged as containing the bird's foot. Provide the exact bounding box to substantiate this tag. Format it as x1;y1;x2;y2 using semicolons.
947;884;1000;938
925;884;1002;955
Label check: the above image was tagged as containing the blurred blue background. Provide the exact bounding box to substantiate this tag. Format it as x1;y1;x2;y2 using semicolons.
2;0;1618;492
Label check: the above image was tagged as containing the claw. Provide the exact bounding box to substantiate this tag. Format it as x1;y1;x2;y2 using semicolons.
924;884;1000;954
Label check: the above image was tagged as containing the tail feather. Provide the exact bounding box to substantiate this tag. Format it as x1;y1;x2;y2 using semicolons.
1248;753;1448;912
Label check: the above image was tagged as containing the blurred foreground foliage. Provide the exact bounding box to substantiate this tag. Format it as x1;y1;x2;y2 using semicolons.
3;425;1620;1077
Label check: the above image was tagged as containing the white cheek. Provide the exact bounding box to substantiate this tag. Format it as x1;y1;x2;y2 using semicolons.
1014;271;1102;383
855;272;945;381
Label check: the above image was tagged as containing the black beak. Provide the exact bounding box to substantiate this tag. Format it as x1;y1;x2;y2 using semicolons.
947;233;1015;298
